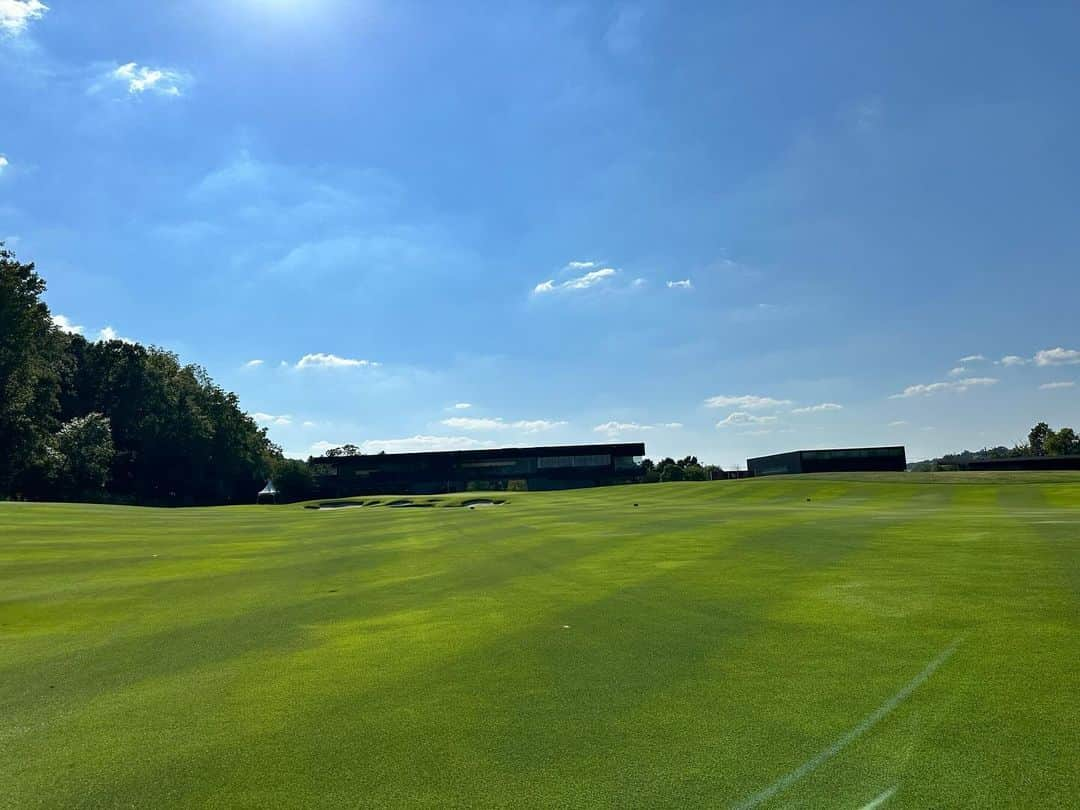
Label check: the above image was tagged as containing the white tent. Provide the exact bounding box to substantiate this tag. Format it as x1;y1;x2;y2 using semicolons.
257;480;278;503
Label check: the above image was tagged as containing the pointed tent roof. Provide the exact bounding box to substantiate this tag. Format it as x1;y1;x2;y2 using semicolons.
258;480;277;496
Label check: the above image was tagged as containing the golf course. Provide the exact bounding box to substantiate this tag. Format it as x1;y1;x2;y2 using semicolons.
2;473;1077;808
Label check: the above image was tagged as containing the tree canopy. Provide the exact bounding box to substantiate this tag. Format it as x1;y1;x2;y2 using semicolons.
0;245;280;504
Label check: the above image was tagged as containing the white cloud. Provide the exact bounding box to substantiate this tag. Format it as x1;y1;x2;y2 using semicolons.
243;359;265;368
566;261;596;269
890;377;997;399
716;412;778;428
947;367;967;377
107;62;188;97
594;420;683;437
594;421;651;436
0;155;8;175
791;403;843;414
295;352;379;370
453;402;472;410
533;267;617;294
705;394;792;410
999;355;1028;367
888;420;908;427
667;279;692;289
0;0;47;34
1034;347;1080;367
253;412;292;427
631;278;647;288
441;417;566;433
52;314;84;335
302;420;318;428
1039;381;1075;390
959;354;985;363
96;326;134;344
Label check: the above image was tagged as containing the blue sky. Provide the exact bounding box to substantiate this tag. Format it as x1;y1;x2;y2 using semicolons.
2;1;1078;466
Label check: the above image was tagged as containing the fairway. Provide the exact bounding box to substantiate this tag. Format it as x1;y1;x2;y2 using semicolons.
2;475;1077;808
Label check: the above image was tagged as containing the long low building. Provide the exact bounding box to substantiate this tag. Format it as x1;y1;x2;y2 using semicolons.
311;442;647;496
961;455;1080;471
747;446;907;476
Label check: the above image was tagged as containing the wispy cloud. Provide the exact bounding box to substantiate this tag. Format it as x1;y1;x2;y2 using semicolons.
716;412;778;428
947;367;968;377
791;403;843;414
106;62;189;97
705;394;792;410
666;279;692;290
253;412;292;427
0;0;48;34
959;354;985;363
888;420;908;427
999;355;1029;367
52;314;84;335
243;359;264;369
1039;381;1075;390
533;265;617;294
0;155;8;176
441;416;566;433
453;402;472;410
890;377;997;398
1034;347;1080;367
593;421;683;437
566;260;597;270
295;353;379;370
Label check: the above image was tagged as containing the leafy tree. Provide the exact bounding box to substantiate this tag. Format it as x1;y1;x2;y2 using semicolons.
50;413;115;496
704;464;724;480
0;244;66;495
683;464;707;481
659;464;685;482
677;456;699;469
1028;422;1052;456
272;459;314;502
1045;427;1079;456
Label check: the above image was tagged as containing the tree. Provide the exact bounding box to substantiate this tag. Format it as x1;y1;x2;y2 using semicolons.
1029;422;1053;456
677;455;699;469
1045;427;1079;456
704;464;723;480
659;464;685;482
272;458;314;502
50;413;115;496
0;244;66;495
683;464;706;481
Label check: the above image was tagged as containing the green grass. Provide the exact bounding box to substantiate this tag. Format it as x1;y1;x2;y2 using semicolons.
2;474;1077;808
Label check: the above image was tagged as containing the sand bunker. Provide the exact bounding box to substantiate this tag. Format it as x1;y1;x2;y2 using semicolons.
462;499;506;509
308;501;367;510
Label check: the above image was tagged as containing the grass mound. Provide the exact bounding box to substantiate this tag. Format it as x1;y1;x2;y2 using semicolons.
1;474;1077;807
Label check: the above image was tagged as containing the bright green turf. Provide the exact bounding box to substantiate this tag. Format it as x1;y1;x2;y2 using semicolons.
2;474;1078;808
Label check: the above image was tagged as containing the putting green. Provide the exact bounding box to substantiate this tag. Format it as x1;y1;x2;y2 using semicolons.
2;474;1077;808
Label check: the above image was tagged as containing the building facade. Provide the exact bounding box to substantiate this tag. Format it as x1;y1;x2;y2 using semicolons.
746;446;907;477
311;442;647;496
962;455;1080;471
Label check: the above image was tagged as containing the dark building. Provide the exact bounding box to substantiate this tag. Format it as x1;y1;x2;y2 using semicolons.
747;446;907;477
961;455;1080;472
311;442;646;496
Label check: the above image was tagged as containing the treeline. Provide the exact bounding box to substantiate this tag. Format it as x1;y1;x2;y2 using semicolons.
1;245;281;505
641;456;722;482
909;421;1079;472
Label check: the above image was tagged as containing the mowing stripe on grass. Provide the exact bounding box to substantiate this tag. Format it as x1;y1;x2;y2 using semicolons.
858;786;897;809
732;638;961;810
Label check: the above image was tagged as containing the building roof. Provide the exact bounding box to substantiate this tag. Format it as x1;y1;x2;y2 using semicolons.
311;442;646;467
